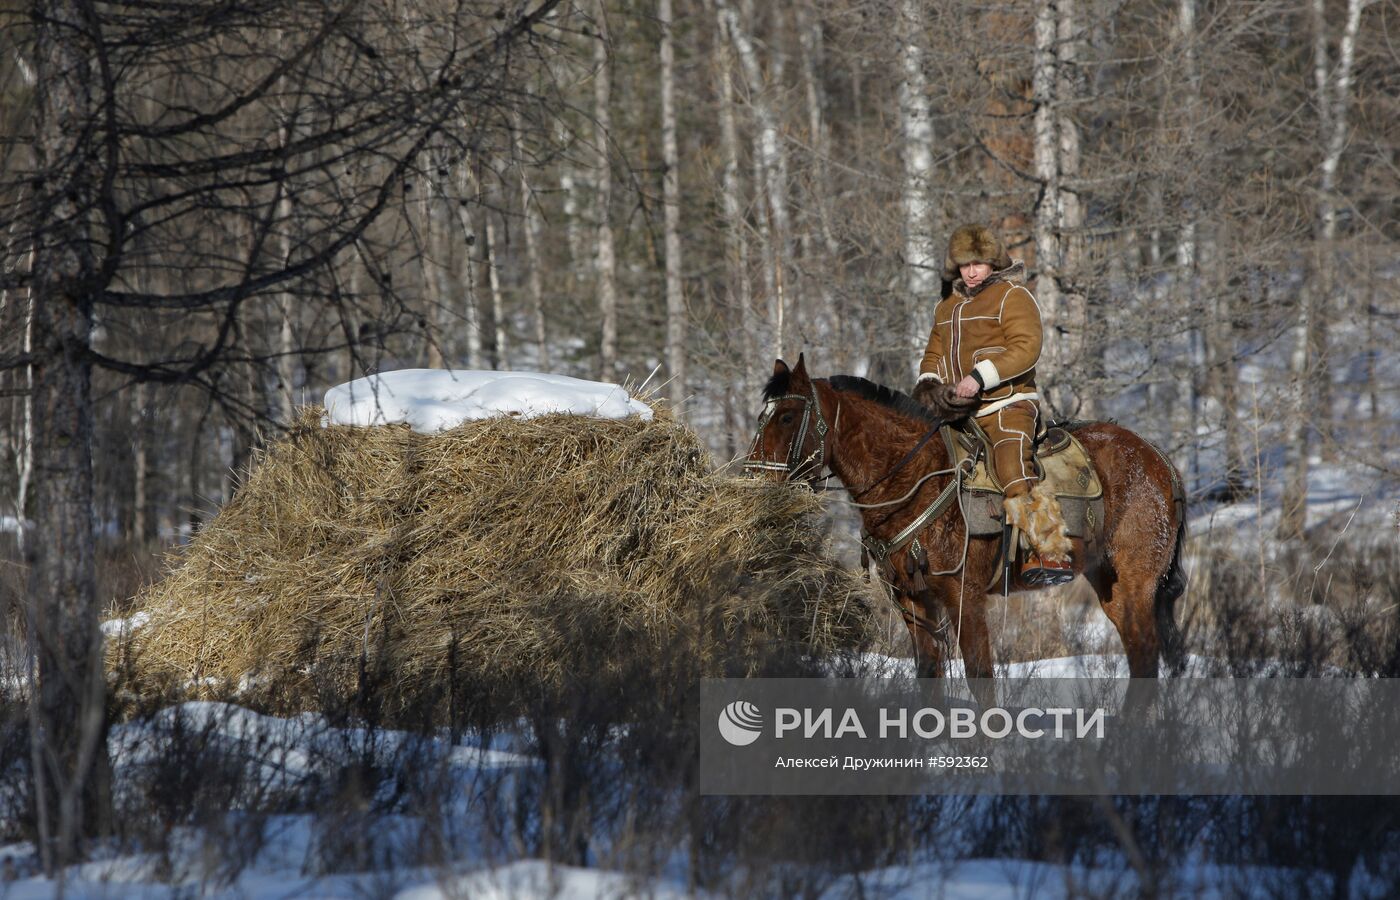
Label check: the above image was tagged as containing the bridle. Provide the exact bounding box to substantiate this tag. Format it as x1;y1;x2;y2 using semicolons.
742;377;976;558
742;375;974;646
742;378;950;506
741;381;830;482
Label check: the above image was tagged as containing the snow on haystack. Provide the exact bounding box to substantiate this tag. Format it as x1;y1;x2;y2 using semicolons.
322;369;652;432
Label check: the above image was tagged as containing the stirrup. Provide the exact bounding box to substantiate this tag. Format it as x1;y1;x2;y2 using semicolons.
1021;553;1074;587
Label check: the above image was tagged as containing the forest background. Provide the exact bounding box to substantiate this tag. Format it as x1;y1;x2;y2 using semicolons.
0;0;1396;874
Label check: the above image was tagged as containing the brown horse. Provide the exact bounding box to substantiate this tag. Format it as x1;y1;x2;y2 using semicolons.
745;355;1187;681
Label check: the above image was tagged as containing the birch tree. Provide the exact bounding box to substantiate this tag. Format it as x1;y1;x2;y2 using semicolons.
716;0;789;361
484;209;509;370
1056;0;1084;410
1279;0;1372;541
1176;0;1202;484
513;117;550;370
0;185;34;554
422;146;459;370
793;3;846;370
1032;0;1065;393
455;167;486;369
897;0;936;305
660;0;686;408
895;0;936;387
1032;0;1084;413
713;3;754;407
592;0;619;378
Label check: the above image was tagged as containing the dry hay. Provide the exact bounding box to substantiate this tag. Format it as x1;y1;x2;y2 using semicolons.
117;406;875;714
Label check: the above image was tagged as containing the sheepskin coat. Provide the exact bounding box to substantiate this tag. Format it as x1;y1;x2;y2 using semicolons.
917;262;1041;417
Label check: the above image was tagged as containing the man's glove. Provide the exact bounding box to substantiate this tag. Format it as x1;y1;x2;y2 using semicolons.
911;379;980;421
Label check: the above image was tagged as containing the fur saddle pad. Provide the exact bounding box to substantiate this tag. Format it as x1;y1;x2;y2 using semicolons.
941;424;1106;539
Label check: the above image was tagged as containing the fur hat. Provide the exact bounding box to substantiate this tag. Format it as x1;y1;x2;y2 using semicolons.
943;224;1012;281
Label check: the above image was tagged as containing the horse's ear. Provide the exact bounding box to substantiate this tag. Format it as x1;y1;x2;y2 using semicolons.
771;358;789;378
792;353;808;379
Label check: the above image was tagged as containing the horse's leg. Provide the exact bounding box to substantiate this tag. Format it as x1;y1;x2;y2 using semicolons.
895;588;945;679
945;587;995;709
1086;565;1160;678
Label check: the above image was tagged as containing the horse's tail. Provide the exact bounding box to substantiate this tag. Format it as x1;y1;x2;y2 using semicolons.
1155;502;1188;677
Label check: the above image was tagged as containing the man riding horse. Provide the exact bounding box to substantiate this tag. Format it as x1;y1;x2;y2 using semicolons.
911;223;1074;587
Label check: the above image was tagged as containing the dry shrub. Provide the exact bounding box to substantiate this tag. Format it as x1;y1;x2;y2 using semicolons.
115;406;874;717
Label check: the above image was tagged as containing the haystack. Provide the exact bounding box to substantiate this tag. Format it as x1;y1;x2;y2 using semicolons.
118;406;874;714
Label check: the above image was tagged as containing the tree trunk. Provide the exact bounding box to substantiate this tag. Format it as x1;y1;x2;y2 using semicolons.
1032;0;1064;411
558;118;589;299
484;211;509;370
188;398;211;535
718;0;789;360
423;151;453;370
897;0;936;303
1280;0;1367;541
1210;267;1247;499
1;183;35;554
455;165;484;369
27;1;111;871
659;0;686;409
593;0;618;379
1309;0;1365;420
896;0;935;388
1175;0;1200;484
131;382;149;543
276;181;298;422
17;286;34;555
27;263;106;877
1056;0;1085;414
713;4;754;409
513;117;549;371
278;295;297;419
271;66;303;419
795;3;846;370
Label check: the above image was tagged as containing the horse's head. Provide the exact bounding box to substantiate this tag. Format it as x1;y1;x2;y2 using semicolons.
743;354;830;485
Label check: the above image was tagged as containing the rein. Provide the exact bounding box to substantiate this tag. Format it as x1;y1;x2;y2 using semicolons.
743;379;971;551
744;377;976;650
849;425;943;501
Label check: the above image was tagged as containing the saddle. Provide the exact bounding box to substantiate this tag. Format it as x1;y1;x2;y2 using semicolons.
942;419;1105;541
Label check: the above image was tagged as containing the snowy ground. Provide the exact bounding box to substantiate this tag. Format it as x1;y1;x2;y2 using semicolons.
1187;453;1395;556
0;652;1372;899
0;775;1338;898
0;853;1326;900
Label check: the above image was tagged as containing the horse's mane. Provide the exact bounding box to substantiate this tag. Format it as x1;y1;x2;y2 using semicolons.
763;369;938;426
761;368;795;402
827;376;939;425
1056;418;1111;432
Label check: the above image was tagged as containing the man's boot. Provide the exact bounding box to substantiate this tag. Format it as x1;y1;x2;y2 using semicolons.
1004;482;1075;587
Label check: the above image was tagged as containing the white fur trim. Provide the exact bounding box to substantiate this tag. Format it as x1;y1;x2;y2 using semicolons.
974;391;1039;419
974;359;1001;390
916;371;942;384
